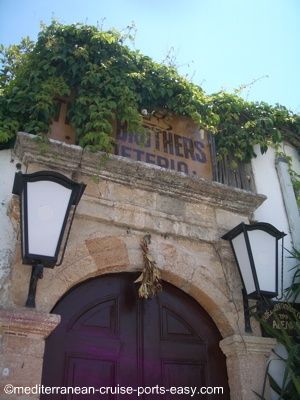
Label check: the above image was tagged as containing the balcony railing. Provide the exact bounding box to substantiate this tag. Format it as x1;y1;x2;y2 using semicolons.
209;136;255;192
213;155;254;192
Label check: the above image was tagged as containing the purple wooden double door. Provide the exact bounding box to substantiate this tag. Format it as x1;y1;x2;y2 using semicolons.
41;273;229;399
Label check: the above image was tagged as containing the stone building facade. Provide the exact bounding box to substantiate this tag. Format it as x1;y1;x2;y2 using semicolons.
0;132;279;399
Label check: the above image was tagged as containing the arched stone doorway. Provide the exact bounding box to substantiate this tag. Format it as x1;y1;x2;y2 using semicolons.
41;273;230;399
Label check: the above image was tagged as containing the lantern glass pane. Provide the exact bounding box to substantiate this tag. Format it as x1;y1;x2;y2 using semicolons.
27;181;72;257
247;230;276;294
232;233;256;295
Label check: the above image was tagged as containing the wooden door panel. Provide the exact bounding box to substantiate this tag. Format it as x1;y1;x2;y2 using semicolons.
42;273;229;399
161;343;207;360
65;335;122;359
161;306;201;339
163;361;206;399
162;361;206;384
68;298;118;335
65;356;116;399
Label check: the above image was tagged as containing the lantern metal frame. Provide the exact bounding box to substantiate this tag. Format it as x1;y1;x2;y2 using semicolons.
222;222;286;332
12;170;86;307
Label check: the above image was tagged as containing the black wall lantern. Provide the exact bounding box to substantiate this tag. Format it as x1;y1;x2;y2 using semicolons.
12;170;86;307
222;222;286;332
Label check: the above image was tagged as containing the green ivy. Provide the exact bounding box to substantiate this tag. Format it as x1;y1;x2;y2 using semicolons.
0;21;299;160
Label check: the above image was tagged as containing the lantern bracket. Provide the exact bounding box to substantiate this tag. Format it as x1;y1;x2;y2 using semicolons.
242;288;253;333
25;264;44;308
242;290;274;333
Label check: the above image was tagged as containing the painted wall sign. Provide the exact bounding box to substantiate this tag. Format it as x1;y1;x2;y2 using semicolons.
115;112;213;179
261;302;300;338
48;100;76;145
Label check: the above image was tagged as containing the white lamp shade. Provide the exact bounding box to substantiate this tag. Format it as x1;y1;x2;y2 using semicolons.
247;229;277;295
13;171;86;267
232;232;256;295
222;222;286;299
26;181;72;257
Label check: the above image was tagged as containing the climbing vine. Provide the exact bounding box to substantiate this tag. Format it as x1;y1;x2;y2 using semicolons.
0;21;299;161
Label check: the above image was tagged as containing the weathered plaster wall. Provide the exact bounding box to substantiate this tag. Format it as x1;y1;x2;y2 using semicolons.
283;142;300;174
0;149;20;307
251;144;299;291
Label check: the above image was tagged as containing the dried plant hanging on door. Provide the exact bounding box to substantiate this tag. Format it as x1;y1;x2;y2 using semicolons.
135;234;162;299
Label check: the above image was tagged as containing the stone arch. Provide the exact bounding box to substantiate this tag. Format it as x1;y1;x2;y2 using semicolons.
33;235;136;312
23;233;240;337
152;238;240;337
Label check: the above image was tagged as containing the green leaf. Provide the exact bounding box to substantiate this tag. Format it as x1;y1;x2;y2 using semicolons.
0;20;299;160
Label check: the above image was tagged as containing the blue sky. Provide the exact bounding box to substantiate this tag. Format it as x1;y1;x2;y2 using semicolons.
0;0;299;113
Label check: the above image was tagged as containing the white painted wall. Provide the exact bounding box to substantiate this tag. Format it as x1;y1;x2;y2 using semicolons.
251;144;298;292
283;142;300;174
251;143;300;400
0;149;19;306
